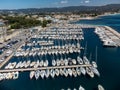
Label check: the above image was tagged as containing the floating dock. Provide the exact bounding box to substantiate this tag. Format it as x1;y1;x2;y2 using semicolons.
0;64;91;73
95;26;120;47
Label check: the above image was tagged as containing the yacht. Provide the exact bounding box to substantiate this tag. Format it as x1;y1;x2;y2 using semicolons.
55;69;60;77
52;59;56;66
35;70;40;80
60;57;64;66
45;69;50;78
68;68;72;77
86;67;94;78
7;72;13;79
44;60;49;67
25;60;31;68
59;68;64;76
64;58;68;66
63;68;68;77
30;61;36;67
39;60;44;67
13;72;19;79
30;71;35;79
91;67;100;77
67;88;71;90
34;60;39;68
76;67;81;76
77;56;83;64
83;56;90;64
72;59;77;65
98;84;105;90
40;70;45;79
15;61;21;69
92;61;98;68
72;68;77;77
50;69;55;78
56;59;60;66
79;85;85;90
73;88;77;90
80;67;86;75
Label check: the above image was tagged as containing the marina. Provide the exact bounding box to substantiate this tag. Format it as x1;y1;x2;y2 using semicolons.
0;24;101;83
0;16;120;89
0;1;120;89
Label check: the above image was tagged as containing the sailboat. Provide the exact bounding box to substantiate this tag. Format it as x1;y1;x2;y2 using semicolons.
79;85;85;90
83;42;90;64
98;84;105;90
92;46;98;68
35;70;40;80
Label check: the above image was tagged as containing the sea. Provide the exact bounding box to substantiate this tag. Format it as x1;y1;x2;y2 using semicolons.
0;14;120;90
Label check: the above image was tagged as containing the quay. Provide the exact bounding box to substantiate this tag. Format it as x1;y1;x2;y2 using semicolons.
95;26;120;47
0;41;24;68
104;26;120;46
0;64;91;73
104;26;120;38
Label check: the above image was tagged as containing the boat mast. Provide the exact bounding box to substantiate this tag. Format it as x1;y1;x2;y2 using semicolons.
89;53;92;62
95;46;98;64
83;41;87;57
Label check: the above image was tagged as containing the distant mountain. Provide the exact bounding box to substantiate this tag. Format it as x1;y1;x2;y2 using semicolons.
0;4;120;14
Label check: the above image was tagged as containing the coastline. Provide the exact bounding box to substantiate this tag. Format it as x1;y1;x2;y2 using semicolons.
71;12;120;23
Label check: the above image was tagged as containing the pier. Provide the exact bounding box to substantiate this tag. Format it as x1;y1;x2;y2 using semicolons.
95;26;120;47
0;64;91;73
0;41;24;68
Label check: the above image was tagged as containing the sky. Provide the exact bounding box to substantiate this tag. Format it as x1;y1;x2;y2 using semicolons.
0;0;120;9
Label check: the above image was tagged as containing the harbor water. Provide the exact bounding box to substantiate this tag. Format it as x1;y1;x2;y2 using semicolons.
0;14;120;90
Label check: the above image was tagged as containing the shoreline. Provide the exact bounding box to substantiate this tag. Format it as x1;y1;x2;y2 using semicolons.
71;12;120;23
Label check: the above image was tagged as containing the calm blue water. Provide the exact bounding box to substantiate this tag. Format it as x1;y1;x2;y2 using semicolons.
0;14;120;90
75;14;120;33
